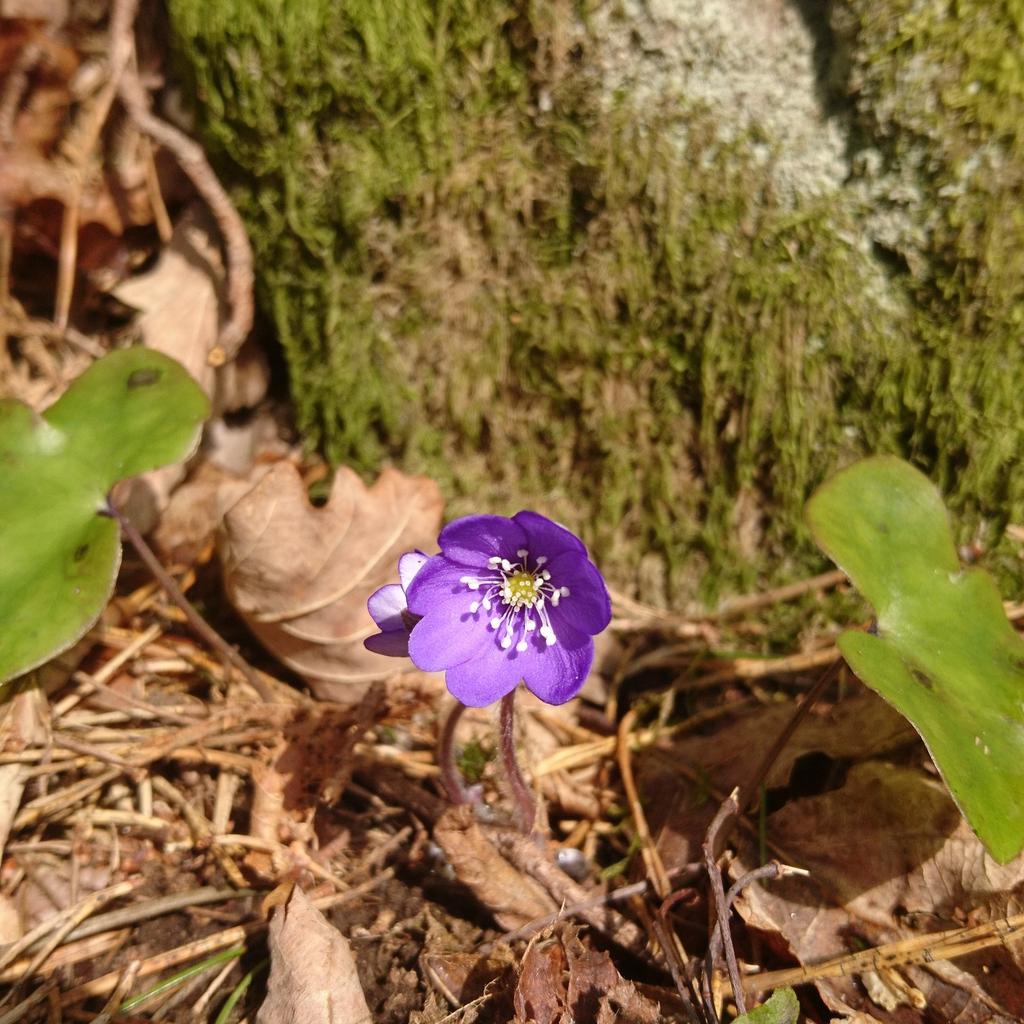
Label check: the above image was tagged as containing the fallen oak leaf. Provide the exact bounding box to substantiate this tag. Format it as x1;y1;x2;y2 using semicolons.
218;461;443;699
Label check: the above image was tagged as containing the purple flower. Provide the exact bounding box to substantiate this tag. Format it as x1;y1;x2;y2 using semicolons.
364;550;429;656
403;511;611;707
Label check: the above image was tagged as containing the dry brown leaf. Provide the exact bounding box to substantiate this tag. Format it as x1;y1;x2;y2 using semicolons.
509;927;660;1024
732;762;1024;1021
219;461;443;700
433;806;556;931
246;692;382;876
564;929;660;1024
256;886;370;1024
150;459;261;566
514;939;567;1024
640;691;918;865
113;205;269;416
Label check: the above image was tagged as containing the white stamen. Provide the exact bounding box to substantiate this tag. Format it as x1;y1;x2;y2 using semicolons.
471;547;571;653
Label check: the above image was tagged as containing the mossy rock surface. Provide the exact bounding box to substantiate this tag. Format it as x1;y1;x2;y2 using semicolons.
168;0;1024;604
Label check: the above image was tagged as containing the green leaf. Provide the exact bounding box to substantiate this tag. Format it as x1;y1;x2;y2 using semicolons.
807;456;1024;863
734;987;799;1024
0;348;208;685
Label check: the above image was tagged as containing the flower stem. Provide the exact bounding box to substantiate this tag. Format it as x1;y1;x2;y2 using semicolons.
499;688;538;833
437;700;471;805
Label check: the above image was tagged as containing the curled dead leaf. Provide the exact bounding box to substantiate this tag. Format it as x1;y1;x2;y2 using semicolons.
219;461;443;699
256;886;370;1024
514;939;566;1024
433;805;556;932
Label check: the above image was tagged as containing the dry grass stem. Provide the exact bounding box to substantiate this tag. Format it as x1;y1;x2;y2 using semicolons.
60;871;395;1006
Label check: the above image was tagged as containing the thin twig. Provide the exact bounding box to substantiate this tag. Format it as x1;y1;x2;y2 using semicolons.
705;861;809;997
89;958;140;1023
110;0;253;358
487;878;651;949
495;830;649;958
0;929;128;987
735;907;1024;997
64;887;256;945
711;570;847;621
0;877;141;994
0;982;56;1024
151;776;248;888
702;788;744;1020
616;708;672;898
109;501;275;701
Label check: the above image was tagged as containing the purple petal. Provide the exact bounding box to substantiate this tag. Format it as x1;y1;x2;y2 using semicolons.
407;556;493;672
406;555;475;617
544;551;611;636
398;550;430;591
513;510;589;561
367;583;407;632
364;629;411;657
438;514;527;567
444;620;593;707
521;635;595;705
444;644;524;706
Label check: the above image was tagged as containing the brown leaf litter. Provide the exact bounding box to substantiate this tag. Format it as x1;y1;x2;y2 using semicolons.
257;886;371;1024
218;460;444;699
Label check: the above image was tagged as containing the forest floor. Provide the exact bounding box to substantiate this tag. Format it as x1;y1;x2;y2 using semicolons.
3;3;1024;1022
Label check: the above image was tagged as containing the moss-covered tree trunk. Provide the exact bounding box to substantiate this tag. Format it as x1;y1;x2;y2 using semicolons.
168;0;1024;602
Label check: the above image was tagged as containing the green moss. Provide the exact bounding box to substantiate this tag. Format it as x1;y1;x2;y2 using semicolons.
169;0;1024;602
833;0;1024;566
456;737;493;785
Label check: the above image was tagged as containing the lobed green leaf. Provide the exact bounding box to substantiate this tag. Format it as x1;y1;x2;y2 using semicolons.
0;348;208;685
807;456;1024;863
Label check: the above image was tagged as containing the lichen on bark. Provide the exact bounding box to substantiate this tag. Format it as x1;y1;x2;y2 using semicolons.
168;0;1024;602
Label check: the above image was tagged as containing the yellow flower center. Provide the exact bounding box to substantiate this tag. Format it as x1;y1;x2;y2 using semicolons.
505;570;541;608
